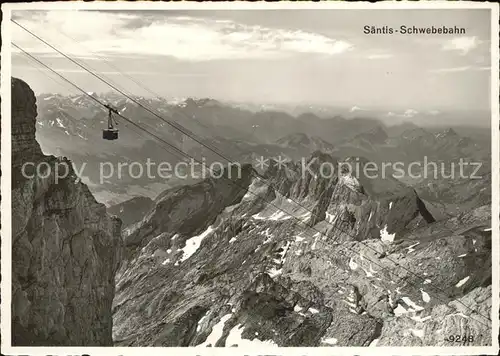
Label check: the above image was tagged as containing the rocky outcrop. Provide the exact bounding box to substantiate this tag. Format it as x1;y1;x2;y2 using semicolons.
10;78;123;346
376;285;492;346
112;147;492;347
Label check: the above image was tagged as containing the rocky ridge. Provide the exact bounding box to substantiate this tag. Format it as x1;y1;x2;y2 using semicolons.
113;150;492;347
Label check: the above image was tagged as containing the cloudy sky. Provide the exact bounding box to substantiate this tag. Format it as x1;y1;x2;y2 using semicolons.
11;9;492;113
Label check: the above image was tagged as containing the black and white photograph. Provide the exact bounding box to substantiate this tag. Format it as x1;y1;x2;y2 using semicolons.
1;2;499;355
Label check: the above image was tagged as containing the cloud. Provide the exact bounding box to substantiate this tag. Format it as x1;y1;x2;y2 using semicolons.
367;53;393;60
430;66;490;74
442;36;480;55
11;10;354;61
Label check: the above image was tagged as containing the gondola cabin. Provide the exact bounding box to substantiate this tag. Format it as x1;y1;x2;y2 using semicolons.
103;104;119;140
103;128;118;140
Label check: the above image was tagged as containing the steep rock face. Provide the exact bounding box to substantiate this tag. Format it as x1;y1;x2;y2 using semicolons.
10;78;123;346
112;148;491;347
11;78;44;183
259;153;435;243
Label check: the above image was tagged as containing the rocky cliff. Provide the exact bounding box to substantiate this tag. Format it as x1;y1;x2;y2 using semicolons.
113;150;492;346
10;78;123;346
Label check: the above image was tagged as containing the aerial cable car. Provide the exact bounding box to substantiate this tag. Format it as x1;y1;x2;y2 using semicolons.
102;104;119;140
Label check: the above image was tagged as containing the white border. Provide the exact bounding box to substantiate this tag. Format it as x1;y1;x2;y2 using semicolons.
490;3;500;355
1;3;13;350
1;1;499;356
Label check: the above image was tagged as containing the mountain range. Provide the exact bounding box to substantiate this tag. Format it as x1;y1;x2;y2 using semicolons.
35;92;491;208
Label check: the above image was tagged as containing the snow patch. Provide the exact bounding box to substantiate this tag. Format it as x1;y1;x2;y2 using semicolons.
406;242;420;253
311;235;320;250
411;315;432;323
380;225;396;243
325;212;335;223
180;226;214;262
226;324;278;347
252;210;292;221
363;263;378;277
56;118;65;128
260;228;273;243
197;313;232;347
348;257;358;270
279;241;291;261
295;235;305;242
410;328;425;339
267;267;282;278
196;311;209;332
393;304;408;316
420;289;431;303
322;337;338;345
401;297;424;312
455;276;470;288
270;210;292;221
448;312;469;319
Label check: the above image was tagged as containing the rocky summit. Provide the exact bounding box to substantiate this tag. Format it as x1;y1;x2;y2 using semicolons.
112;153;492;346
10;78;123;346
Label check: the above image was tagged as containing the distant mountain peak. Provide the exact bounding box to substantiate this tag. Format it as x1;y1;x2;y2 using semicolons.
275;133;336;155
183;97;222;108
353;125;388;144
368;125;387;135
441;128;458;137
278;132;310;145
401;127;433;140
